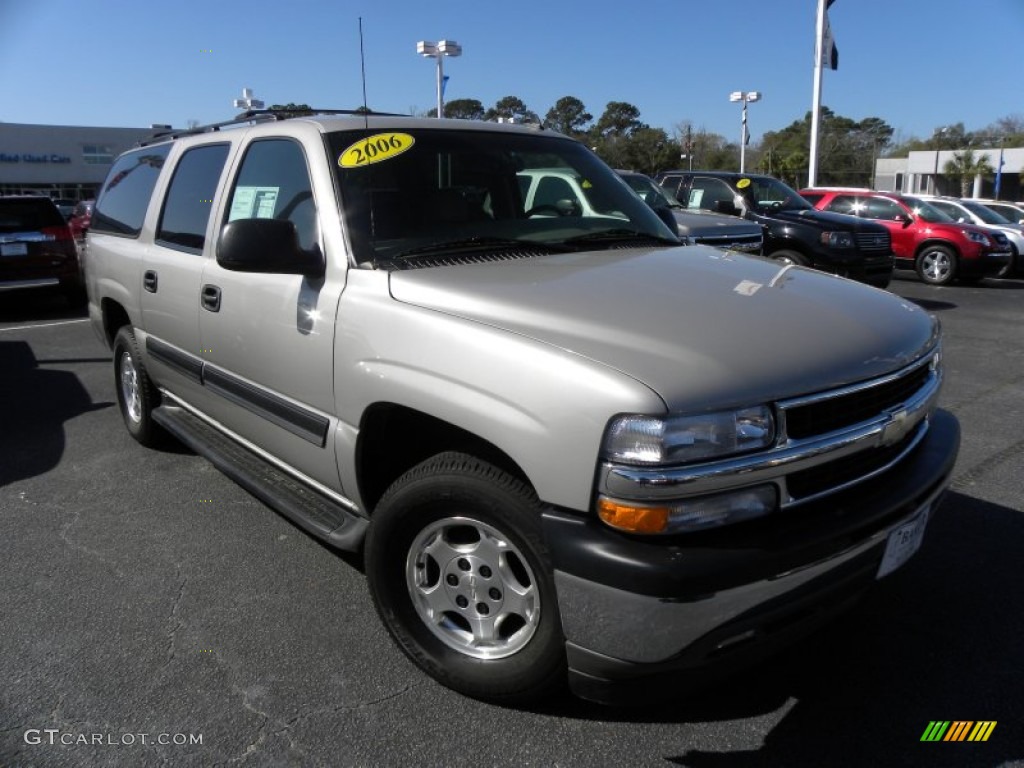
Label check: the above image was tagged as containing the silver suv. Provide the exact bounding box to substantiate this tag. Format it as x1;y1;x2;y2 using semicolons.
86;111;960;705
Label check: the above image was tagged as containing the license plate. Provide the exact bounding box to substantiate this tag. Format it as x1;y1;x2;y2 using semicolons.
877;503;931;579
1;242;28;256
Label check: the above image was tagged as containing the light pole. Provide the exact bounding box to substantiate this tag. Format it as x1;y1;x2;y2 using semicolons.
416;40;462;118
729;91;761;173
931;126;949;195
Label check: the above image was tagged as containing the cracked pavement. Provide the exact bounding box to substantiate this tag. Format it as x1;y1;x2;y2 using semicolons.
1;277;1022;768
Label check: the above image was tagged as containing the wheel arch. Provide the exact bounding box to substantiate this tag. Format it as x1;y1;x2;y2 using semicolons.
914;238;961;260
355;402;532;515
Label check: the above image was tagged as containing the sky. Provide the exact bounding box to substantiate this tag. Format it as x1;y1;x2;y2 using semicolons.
2;0;1023;145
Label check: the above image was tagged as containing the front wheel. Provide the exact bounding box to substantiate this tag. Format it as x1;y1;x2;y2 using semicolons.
916;245;957;286
365;452;565;703
770;249;811;268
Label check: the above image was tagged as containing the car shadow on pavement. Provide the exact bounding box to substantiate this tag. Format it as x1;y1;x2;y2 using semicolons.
0;291;87;323
0;340;114;487
539;491;1023;767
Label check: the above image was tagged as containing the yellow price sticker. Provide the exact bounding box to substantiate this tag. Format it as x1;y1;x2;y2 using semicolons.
339;133;415;168
736;178;751;189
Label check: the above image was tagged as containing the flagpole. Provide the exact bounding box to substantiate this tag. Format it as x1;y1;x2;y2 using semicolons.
808;0;826;188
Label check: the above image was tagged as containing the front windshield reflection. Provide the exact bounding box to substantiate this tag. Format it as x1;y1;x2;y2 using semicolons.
329;128;675;264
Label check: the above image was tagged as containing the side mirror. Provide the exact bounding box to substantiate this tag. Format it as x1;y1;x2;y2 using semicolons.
217;219;324;276
713;200;740;216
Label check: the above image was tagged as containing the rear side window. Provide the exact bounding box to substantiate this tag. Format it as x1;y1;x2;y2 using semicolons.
823;195;859;215
92;144;171;236
0;199;64;233
157;144;230;252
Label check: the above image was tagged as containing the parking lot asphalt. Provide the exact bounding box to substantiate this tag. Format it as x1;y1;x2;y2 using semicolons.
1;272;1022;768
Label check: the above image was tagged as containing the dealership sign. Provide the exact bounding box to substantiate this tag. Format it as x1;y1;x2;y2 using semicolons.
0;152;72;164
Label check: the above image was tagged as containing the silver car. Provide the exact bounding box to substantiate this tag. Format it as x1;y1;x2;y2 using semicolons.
86;111;960;705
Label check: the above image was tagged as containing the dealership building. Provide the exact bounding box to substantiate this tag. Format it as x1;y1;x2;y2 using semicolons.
0;122;163;200
874;146;1023;200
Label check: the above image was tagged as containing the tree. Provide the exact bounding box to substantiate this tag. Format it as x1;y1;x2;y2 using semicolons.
443;99;485;120
621;128;679;175
544;96;592;136
267;103;314;118
484;96;539;123
943;149;994;196
593;101;644;139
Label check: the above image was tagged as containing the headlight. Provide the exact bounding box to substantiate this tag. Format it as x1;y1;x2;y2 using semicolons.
821;231;854;249
963;229;991;246
603;406;775;466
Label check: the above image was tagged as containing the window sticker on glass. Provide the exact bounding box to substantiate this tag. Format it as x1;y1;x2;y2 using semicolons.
736;178;751;189
688;190;705;208
228;186;279;220
338;133;415;168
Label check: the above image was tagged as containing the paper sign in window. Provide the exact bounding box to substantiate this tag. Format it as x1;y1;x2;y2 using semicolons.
228;186;280;220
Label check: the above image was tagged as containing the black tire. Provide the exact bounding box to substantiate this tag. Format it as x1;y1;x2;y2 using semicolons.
770;249;811;268
916;244;957;286
112;327;163;447
365;452;566;704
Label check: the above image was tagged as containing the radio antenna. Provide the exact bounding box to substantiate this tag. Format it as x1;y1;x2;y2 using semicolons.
359;17;369;128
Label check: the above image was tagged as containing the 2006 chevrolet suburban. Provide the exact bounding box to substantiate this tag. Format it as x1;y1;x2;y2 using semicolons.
86;111;960;705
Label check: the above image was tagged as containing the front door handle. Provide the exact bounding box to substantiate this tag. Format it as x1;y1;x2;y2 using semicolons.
143;270;158;293
201;284;221;312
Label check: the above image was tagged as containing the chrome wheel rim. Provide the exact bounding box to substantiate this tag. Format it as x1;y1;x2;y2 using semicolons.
119;351;142;423
406;516;540;660
921;250;952;282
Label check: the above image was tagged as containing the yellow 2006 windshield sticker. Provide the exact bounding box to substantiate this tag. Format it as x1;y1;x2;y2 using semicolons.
339;133;415;168
736;178;751;189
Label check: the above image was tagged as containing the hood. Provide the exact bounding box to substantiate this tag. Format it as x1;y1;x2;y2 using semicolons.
766;207;888;233
670;208;762;238
388;247;938;412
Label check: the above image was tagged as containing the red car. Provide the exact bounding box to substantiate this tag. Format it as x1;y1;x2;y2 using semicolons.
68;198;94;243
799;188;1012;286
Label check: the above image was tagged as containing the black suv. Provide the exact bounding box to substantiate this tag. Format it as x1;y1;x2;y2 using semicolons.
656;171;894;288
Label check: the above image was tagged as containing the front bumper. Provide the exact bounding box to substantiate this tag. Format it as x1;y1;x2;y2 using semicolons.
960;249;1012;277
542;408;959;704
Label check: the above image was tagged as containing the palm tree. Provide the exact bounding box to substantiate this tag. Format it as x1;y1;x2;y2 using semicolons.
943;148;994;197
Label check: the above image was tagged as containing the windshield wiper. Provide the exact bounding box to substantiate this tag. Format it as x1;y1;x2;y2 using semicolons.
394;236;571;259
561;229;679;248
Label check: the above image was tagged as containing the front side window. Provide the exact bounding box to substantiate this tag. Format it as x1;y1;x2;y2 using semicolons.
92;144;171;237
902;197;952;223
823;195;860;216
226;139;318;251
688;177;737;211
734;176;813;214
329;128;673;265
157;144;229;252
860;197;905;221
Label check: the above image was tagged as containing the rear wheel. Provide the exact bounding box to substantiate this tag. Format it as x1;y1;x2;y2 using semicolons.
113;327;163;447
365;452;565;703
916;245;957;286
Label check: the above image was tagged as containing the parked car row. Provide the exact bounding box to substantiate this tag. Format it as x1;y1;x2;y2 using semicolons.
798;188;1018;285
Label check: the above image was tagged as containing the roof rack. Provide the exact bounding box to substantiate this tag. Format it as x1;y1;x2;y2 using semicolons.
138;107;410;146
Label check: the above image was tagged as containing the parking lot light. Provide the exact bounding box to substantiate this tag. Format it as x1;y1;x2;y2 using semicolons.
417;39;462;118
729;91;761;173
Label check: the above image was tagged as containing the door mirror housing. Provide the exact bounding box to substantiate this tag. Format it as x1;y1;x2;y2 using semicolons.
217;219;325;276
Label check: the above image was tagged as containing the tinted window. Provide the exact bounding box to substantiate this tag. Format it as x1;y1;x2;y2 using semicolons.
688;177;736;211
226;139;317;251
0;198;65;232
861;197;905;220
92;144;171;236
156;144;229;251
824;195;859;215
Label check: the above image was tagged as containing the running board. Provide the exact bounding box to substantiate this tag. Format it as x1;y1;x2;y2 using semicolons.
152;405;367;552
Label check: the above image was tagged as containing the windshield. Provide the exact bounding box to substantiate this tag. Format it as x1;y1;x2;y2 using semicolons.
961;200;1011;225
328;128;675;265
734;176;813;214
902;197;953;223
620;173;679;208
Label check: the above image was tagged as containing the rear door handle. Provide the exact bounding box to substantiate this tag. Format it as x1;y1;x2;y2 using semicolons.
201;284;221;312
143;270;158;293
